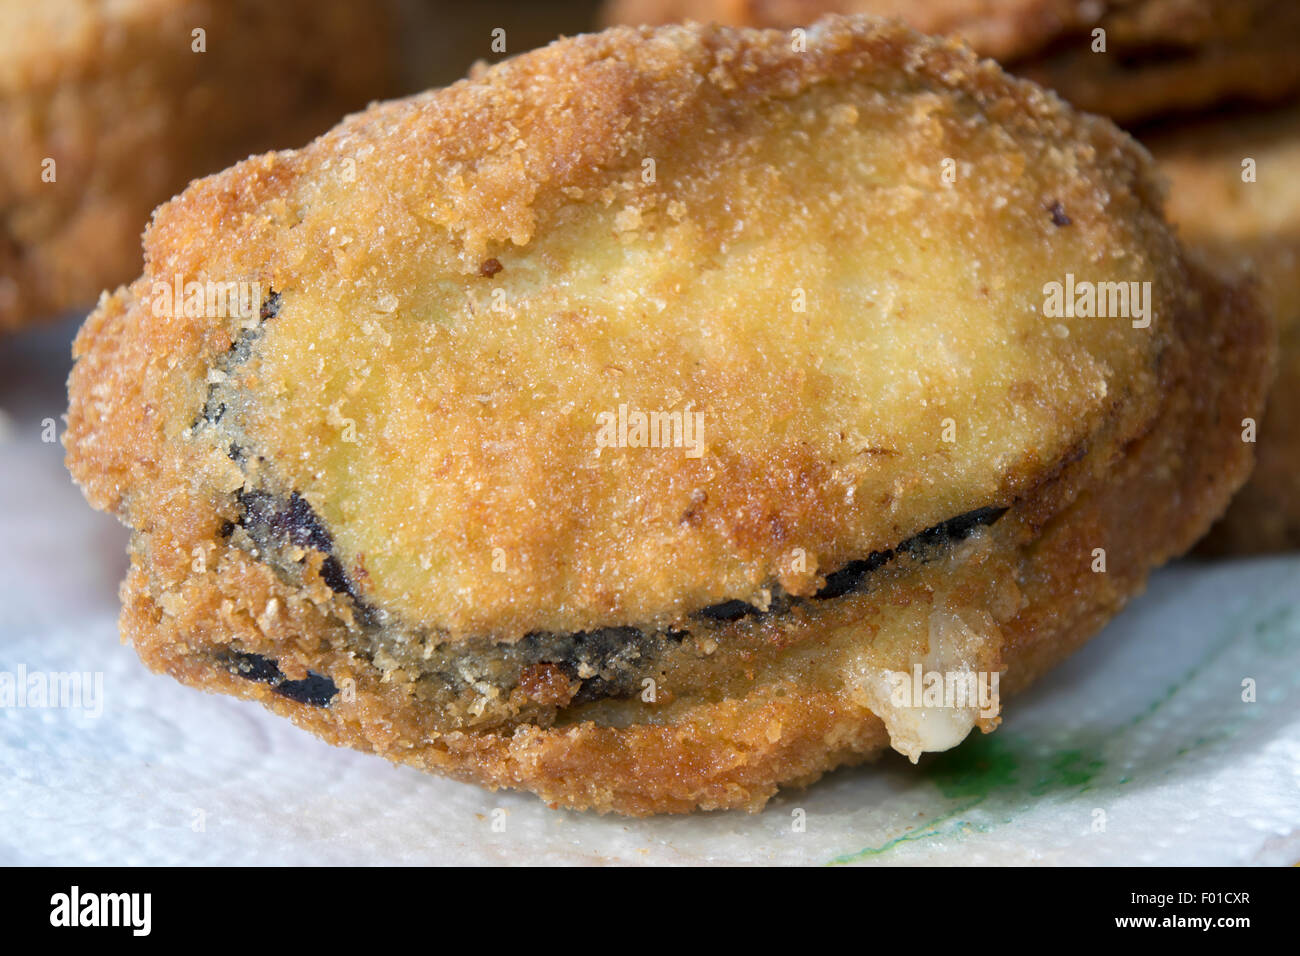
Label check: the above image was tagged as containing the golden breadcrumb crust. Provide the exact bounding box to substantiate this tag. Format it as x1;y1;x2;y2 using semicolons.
1146;103;1300;552
0;0;394;331
66;18;1272;813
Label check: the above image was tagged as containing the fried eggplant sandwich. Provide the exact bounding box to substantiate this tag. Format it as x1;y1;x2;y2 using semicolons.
65;18;1273;814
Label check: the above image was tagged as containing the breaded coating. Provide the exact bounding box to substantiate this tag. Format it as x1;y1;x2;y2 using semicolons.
1147;102;1300;553
65;18;1272;813
0;0;394;332
602;0;1300;123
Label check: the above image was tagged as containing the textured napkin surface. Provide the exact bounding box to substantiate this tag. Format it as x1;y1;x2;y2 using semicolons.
3;321;1298;865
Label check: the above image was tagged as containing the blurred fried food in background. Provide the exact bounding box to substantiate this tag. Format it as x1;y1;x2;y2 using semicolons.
1146;103;1300;553
0;0;397;331
602;0;1300;123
